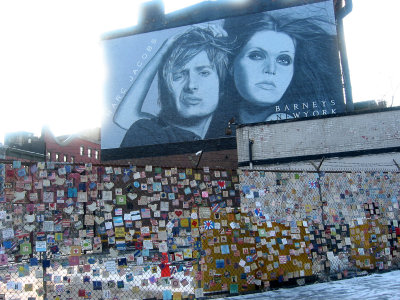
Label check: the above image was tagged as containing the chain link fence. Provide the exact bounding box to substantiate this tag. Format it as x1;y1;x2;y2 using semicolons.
0;160;399;299
237;168;400;290
0;255;44;300
0;161;241;299
41;252;196;300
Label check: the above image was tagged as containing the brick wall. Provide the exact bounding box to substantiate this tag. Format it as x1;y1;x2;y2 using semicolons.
237;108;400;166
42;129;101;164
107;149;238;170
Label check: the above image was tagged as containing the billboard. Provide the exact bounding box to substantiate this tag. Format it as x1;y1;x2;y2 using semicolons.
101;0;345;160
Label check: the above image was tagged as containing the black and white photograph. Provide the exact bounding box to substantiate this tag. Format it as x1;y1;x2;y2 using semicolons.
102;0;345;151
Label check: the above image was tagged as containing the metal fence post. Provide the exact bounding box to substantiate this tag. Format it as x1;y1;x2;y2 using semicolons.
41;252;48;300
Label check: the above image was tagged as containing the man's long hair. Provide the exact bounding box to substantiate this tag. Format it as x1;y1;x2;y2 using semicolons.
158;27;232;119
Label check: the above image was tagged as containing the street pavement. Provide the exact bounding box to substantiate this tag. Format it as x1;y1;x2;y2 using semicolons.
213;270;400;300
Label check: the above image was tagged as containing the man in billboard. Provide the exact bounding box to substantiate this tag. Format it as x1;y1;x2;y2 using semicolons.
102;0;345;159
116;27;231;147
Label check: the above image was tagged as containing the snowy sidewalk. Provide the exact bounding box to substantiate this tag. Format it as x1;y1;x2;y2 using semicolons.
213;270;400;300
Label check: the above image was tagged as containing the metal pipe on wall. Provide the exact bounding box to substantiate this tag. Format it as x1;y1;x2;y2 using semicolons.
336;0;354;112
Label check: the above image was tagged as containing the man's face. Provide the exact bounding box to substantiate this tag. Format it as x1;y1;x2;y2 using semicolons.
169;51;219;119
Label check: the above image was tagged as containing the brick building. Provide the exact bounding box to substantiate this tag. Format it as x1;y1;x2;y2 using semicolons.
4;127;101;164
236;107;400;171
0;144;45;161
103;102;388;170
107;148;238;170
42;127;101;164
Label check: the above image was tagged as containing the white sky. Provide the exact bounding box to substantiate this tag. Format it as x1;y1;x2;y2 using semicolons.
0;0;399;144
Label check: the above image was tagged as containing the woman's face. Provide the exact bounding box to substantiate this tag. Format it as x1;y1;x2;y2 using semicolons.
233;30;295;107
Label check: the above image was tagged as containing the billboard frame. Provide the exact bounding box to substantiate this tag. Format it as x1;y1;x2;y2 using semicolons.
101;0;346;161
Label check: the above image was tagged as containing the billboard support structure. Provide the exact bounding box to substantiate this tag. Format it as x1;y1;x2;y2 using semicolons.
102;0;347;161
336;0;354;111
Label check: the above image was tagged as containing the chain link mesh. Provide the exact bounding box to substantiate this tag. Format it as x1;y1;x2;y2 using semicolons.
238;169;400;288
0;161;399;299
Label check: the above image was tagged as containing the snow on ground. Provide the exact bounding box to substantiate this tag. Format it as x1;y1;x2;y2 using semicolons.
213;270;400;300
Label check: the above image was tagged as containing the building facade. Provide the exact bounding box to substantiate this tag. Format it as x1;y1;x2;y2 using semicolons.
236;107;400;171
3;127;101;164
41;127;101;164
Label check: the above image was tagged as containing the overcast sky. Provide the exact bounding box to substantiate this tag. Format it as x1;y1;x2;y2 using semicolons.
0;0;399;144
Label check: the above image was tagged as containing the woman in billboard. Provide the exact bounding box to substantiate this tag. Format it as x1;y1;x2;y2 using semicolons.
114;27;232;147
224;13;343;124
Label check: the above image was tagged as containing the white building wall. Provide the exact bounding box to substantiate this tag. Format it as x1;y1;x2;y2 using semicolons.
237;109;400;171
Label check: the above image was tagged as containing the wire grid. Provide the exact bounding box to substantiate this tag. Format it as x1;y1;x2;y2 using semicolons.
238;169;400;285
0;162;240;299
239;170;322;224
199;212;316;296
198;170;322;296
1;160;400;299
0;255;44;300
41;253;196;299
0;253;196;300
320;171;400;276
